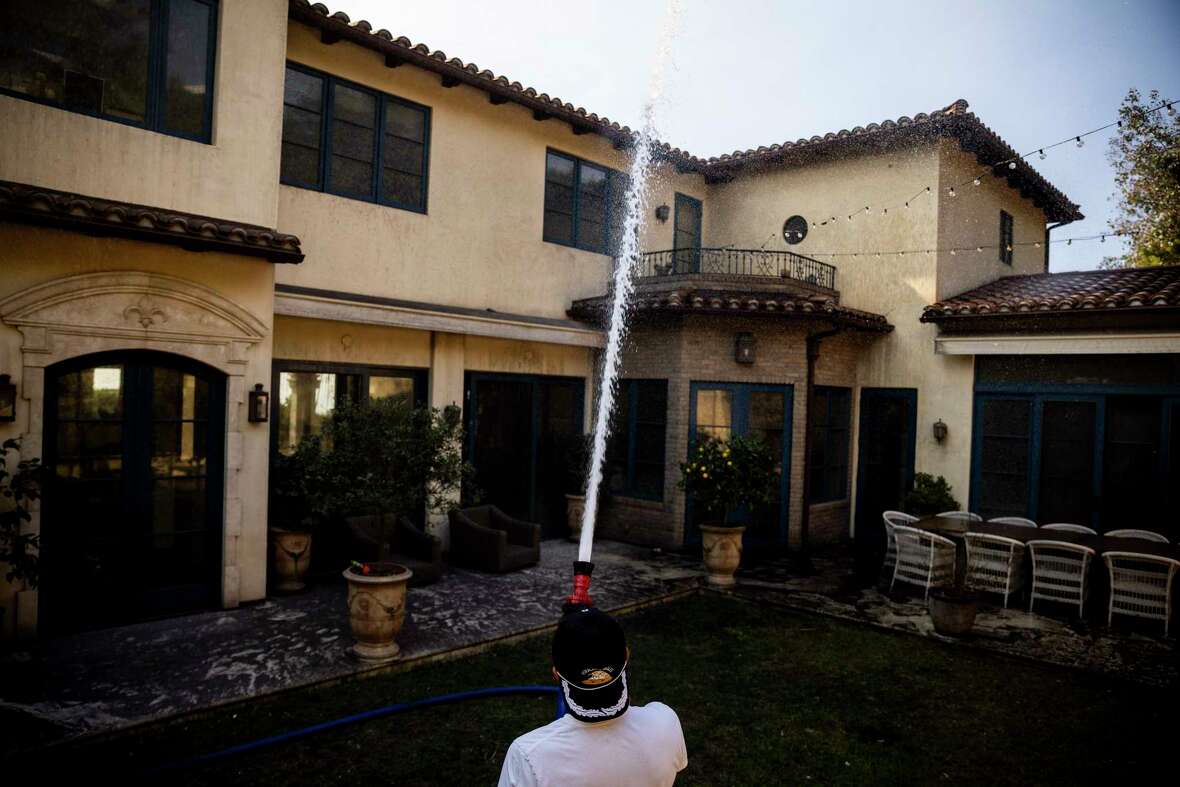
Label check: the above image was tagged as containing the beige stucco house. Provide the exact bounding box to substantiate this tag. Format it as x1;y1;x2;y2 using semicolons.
3;0;1176;640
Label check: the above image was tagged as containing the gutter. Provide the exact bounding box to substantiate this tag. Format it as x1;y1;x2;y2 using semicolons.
1044;219;1077;273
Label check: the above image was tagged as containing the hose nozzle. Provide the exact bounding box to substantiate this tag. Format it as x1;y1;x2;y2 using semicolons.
563;561;594;613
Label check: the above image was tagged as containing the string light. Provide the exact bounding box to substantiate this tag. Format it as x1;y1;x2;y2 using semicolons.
810;231;1124;259
1075;136;1084;148
864;206;871;214
973;177;981;187
950;248;957;255
976;246;983;253
1008;161;1017;170
1038;149;1046;160
948;187;956;197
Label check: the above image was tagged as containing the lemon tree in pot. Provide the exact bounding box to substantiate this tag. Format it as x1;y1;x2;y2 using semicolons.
319;397;470;662
678;434;778;586
0;438;43;642
269;436;330;593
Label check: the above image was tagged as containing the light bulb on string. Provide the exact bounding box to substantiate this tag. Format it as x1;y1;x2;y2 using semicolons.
881;208;888;216
973;177;981;187
1067;238;1072;246
1101;235;1106;243
864;206;870;214
1075;136;1084;148
976;246;983;253
948;187;956;197
950;248;957;256
1008;161;1017;170
1034;242;1041;248
1038;149;1046;160
904;202;910;209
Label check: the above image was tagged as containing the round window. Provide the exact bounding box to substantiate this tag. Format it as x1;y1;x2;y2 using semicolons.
782;215;808;245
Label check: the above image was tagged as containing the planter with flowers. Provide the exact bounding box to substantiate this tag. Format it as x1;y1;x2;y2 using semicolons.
678;434;778;586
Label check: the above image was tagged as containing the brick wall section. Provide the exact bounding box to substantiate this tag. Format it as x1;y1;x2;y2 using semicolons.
596;315;878;549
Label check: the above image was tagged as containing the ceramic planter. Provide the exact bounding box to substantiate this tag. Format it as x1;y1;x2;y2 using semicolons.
343;562;413;663
928;589;978;637
271;528;313;592
699;525;745;586
565;494;586;543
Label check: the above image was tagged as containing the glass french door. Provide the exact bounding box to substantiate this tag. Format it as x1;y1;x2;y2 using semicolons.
853;389;917;576
687;383;793;548
673;193;702;273
41;351;225;636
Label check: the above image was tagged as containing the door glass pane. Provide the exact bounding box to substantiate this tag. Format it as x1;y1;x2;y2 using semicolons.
977;398;1032;520
369;375;413;403
0;0;151;122
1038;400;1096;525
282;68;323;186
277;372;336;455
163;0;212;136
543;153;575;244
694;389;732;441
1103;396;1162;532
536;382;581;536
329;84;376;197
747;391;785;535
471;380;533;520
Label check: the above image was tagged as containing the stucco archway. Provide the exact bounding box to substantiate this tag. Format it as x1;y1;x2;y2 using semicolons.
0;271;269;623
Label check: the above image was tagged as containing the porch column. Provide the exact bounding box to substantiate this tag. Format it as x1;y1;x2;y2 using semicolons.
428;331;466;549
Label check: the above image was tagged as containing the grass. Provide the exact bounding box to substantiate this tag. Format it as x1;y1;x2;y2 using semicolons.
9;593;1175;785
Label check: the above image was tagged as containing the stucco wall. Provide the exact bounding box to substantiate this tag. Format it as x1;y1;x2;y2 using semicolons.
0;0;289;230
0;226;276;638
276;21;708;319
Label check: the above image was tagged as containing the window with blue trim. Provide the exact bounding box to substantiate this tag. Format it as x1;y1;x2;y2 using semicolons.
0;0;218;142
809;386;851;503
280;64;430;213
606;380;667;500
543;150;628;254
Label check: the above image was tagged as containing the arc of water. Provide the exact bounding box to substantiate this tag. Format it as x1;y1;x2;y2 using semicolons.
578;0;681;565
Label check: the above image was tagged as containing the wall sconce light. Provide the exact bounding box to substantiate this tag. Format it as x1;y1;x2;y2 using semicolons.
248;383;270;423
0;375;15;422
654;203;670;223
933;419;948;443
735;332;756;364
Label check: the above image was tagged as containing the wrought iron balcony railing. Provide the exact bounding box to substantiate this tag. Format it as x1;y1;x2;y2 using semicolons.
635;248;837;291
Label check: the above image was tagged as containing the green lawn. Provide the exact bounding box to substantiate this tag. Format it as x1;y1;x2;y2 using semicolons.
15;594;1175;785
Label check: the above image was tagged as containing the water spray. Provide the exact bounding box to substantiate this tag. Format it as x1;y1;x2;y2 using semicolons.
565;0;681;611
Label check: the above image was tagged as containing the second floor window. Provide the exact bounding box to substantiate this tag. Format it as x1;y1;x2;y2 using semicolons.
0;0;218;142
543;150;627;254
999;210;1014;265
809;386;851;503
280;64;430;213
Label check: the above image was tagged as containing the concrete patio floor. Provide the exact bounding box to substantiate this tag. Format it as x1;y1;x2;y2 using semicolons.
2;538;1176;752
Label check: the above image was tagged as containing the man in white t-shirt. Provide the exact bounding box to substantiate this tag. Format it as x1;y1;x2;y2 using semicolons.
498;605;688;787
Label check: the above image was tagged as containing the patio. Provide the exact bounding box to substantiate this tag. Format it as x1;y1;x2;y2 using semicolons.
1;537;1175;756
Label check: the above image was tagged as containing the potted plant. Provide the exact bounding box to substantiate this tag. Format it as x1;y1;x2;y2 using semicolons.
319;398;470;663
678;434;778;586
902;473;976;635
269;435;329;592
560;433;591;543
0;438;43;640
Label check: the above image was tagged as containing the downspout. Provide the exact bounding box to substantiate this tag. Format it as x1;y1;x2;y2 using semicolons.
1044;220;1076;273
797;323;842;572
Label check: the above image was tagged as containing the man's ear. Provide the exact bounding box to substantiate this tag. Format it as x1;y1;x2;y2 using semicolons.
552;666;560;682
626;646;631;662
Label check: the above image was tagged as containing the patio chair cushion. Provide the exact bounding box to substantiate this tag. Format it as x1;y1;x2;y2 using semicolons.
449;505;541;573
345;513;444;586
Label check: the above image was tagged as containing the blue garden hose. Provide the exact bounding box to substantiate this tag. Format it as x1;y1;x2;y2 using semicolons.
146;684;566;775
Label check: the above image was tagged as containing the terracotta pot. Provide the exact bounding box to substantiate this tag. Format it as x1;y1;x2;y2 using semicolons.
271;528;313;592
565;494;586;543
699;525;745;586
343;563;413;663
928;589;977;637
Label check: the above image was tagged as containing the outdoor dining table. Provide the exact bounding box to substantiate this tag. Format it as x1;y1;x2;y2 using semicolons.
912;515;1180;594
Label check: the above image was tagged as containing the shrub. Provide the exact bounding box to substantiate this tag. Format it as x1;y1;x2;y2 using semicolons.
677;434;779;526
0;438;44;588
903;472;961;516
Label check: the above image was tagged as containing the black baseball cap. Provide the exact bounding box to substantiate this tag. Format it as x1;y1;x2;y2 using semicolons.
552;605;630;723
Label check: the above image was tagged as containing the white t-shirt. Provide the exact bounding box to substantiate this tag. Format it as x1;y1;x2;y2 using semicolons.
497;702;687;787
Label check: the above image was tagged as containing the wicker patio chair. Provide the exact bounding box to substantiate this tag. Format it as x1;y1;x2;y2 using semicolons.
1102;552;1180;636
1105;529;1169;543
882;511;919;574
964;532;1026;608
890;525;956;600
1041;523;1097;535
937;510;982;522
987;516;1037;528
1027;539;1095;618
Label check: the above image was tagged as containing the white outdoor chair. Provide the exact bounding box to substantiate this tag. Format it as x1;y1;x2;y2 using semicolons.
1105;529;1169;543
1102;552;1180;636
1042;523;1098;536
1027;540;1095;619
988;516;1037;528
964;532;1027;608
891;525;956;601
938;510;982;522
882;511;919;574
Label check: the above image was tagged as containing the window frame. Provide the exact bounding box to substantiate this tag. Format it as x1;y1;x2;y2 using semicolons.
542;148;625;255
607;379;668;501
280;62;432;214
0;0;219;143
999;209;1014;265
809;386;851;504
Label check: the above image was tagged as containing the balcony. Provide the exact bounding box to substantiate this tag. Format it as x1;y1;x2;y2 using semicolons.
636;248;837;291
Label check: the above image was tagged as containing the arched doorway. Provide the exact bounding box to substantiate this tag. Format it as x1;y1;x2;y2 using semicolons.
40;351;226;636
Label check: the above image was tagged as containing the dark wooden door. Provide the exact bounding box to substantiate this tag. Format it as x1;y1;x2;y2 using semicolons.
854;389;916;578
41;351;225;636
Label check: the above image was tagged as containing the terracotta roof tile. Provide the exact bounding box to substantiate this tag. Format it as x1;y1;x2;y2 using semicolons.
921;266;1180;322
292;3;1080;219
0;180;304;263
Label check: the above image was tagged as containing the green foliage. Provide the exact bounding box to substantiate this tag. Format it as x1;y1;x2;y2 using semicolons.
0;438;44;588
317;398;473;562
903;472;961;516
677;434;779;525
1103;88;1180;269
271;435;332;532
